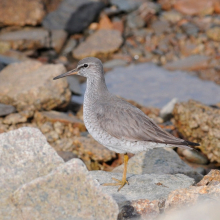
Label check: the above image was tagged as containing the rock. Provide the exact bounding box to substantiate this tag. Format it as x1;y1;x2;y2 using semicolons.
164;181;220;212
207;26;220;41
44;0;63;13
98;13;113;30
113;148;202;183
103;59;128;69
56;151;78;162
164;55;211;71
174;0;215;16
160;201;220;220
73;29;123;59
3;113;27;125
173;100;220;163
61;37;77;55
160;98;178;121
110;0;144;12
127;12;145;29
162;10;182;23
91;171;194;219
0;0;46;27
12;159;118;220
43;0;105;34
181;22;199;36
0;61;71;111
51;29;68;53
0;28;49;51
0;127;64;219
0;28;67;52
0;103;16;117
151;20;170;35
0;51;32;64
67;75;82;95
65;1;105;34
177;148;208;165
197;170;220;186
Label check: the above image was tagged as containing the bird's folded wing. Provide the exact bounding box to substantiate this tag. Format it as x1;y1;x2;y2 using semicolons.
95;101;189;146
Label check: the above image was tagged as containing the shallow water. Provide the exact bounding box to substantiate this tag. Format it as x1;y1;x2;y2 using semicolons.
72;62;220;108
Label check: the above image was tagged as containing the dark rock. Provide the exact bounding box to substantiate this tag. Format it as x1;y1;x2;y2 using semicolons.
65;1;105;34
0;103;16;117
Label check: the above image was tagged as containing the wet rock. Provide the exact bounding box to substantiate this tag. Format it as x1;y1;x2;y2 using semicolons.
160;98;178;121
0;0;46;27
73;29;123;59
0;127;64;219
0;103;16;117
0;61;71;111
65;1;105;34
197;170;220;186
174;0;215;16
113;148;202;182
173;100;220;163
12;159;119;220
67;75;81;95
207;26;220;41
177;148;208;165
164;55;211;71
91;171;194;219
165;181;220;212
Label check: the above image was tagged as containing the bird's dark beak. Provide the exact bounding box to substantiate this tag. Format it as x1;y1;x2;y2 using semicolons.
53;68;78;80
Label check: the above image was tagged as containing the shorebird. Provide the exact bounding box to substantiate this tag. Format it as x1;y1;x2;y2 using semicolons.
54;57;199;191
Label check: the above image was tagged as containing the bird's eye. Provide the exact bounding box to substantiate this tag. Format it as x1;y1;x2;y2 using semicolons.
84;64;88;68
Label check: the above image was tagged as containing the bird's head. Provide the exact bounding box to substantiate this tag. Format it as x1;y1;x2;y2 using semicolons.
53;57;103;80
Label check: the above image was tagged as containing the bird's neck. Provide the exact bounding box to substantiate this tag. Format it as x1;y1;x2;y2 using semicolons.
85;76;109;102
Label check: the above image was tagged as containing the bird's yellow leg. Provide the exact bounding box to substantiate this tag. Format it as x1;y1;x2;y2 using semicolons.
103;153;129;191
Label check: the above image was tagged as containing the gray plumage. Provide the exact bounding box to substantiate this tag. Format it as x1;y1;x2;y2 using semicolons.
54;57;199;154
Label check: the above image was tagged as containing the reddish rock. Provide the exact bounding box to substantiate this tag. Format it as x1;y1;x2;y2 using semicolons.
174;0;215;16
112;19;124;34
197;170;220;186
0;0;46;27
98;14;113;30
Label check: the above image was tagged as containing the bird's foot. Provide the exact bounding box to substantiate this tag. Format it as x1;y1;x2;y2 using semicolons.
102;177;129;191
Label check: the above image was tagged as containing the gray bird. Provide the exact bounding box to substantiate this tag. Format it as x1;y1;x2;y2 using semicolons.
54;57;199;191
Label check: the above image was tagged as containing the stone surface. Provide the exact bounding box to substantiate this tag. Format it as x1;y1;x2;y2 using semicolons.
12;159;119;220
0;103;16;117
177;148;208;165
73;29;123;59
0;0;46;27
174;0;215;16
91;171;194;219
0;61;71;111
0;28;49;51
173;100;220;163
197;170;220;186
164;55;211;71
65;1;105;34
206;26;220;41
160;98;178;121
113;148;202;182
51;29;68;53
110;0;144;12
3;113;27;125
0;127;64;219
164;182;220;212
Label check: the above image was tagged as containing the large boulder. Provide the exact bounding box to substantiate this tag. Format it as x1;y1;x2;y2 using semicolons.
0;127;64;219
173;100;220;163
113;148;203;182
0;61;71;112
12;159;119;220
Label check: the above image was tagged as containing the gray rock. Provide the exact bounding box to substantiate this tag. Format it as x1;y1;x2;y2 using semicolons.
61;37;77;55
181;22;199;36
160;98;178;121
12;159;119;220
110;0;143;12
91;170;194;219
67;75;82;95
151;20;170;35
103;59;128;69
0;103;16;117
127;12;145;29
0;61;71;112
113;148;203;182
0;127;64;220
